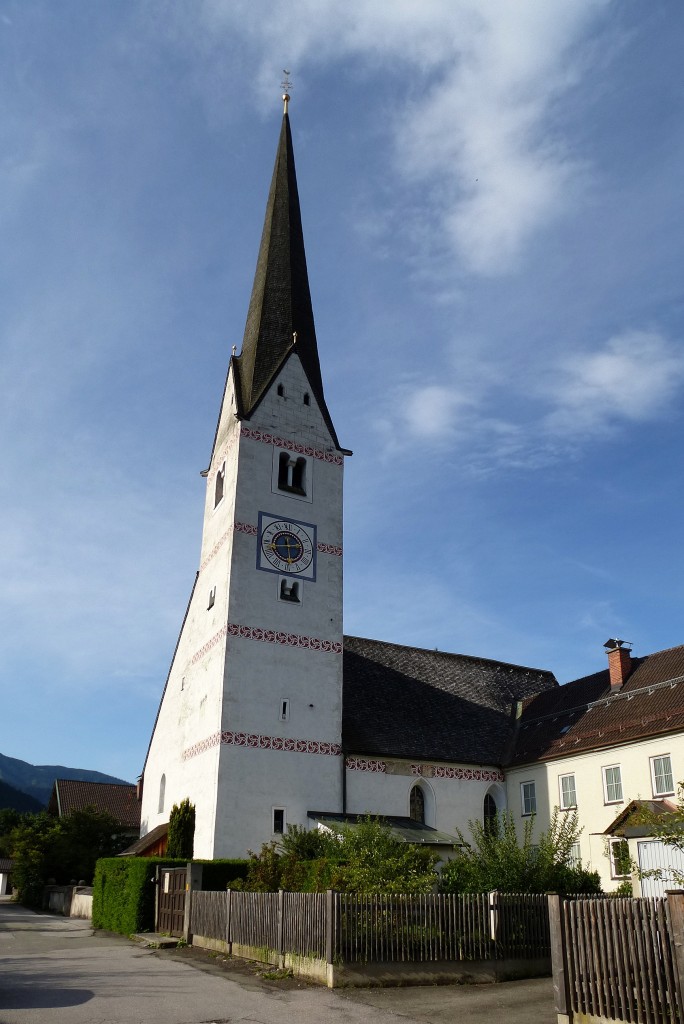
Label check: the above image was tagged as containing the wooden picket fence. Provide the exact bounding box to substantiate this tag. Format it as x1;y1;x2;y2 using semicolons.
190;889;549;965
549;892;684;1024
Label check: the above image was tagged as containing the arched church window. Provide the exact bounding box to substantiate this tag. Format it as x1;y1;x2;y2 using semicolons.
158;774;166;814
409;785;425;824
214;463;225;507
303;392;310;406
277;383;285;397
484;792;497;834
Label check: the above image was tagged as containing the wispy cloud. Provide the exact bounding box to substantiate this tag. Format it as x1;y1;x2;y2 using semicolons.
161;0;610;275
388;328;684;471
543;329;684;437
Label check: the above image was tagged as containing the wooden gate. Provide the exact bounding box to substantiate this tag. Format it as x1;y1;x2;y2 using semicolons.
157;867;187;936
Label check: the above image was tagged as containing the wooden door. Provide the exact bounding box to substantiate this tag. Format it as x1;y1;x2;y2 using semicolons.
157;867;187;936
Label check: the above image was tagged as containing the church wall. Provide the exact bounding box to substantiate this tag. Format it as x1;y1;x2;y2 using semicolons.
209;353;345;857
140;392;243;855
345;757;506;844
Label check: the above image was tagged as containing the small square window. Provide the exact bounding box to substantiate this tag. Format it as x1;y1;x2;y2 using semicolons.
559;773;576;809
273;808;285;834
521;781;536;816
603;765;623;804
651;755;674;797
279;579;300;603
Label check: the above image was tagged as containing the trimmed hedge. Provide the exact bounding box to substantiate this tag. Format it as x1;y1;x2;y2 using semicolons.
92;857;186;934
92;857;250;935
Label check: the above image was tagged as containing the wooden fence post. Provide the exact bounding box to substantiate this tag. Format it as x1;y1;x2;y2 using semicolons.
183;861;203;943
548;894;572;1024
277;888;285;969
226;888;232;955
489;890;499;943
325;890;336;989
666;890;684;1017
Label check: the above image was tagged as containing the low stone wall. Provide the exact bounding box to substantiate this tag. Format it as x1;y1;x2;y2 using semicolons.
42;885;93;920
70;888;93;920
190;932;550;989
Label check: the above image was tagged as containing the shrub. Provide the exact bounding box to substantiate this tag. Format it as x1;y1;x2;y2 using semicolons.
198;859;250;890
440;808;601;895
167;799;195;860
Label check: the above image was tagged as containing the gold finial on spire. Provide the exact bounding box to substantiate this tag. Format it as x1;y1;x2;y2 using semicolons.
281;69;292;113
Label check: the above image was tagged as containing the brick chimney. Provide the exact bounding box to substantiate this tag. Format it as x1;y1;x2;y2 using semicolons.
604;638;633;691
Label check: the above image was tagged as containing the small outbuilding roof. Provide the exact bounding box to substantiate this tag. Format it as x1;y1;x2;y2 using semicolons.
118;821;168;857
309;811;460;846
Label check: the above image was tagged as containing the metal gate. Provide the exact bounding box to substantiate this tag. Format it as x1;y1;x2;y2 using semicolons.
638;840;684;897
157;867;187;936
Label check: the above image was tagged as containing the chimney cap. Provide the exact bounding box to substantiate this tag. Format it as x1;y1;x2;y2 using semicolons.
604;638;632;651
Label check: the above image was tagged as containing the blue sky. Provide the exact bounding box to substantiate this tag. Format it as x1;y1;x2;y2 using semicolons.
1;1;683;783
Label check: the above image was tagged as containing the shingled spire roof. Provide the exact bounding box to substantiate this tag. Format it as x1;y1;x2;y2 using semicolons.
233;111;340;448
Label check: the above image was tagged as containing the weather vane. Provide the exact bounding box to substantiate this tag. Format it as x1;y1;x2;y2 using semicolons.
281;69;292;113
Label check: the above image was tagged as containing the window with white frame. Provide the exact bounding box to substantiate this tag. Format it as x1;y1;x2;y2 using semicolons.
521;780;536;816
559;773;577;809
609;837;630;879
272;808;285;834
602;765;623;804
651;754;674;797
567;842;582;868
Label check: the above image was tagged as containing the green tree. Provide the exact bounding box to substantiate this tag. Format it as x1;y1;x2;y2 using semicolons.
167;799;195;859
8;807;128;907
440;809;601;895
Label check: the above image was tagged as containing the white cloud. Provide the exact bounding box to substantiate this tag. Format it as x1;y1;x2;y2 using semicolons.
544;330;684;437
159;0;610;274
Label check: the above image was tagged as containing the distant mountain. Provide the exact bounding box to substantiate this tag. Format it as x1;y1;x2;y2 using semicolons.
0;752;131;808
0;778;44;813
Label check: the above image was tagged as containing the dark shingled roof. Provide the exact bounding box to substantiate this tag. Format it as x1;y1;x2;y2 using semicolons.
509;643;684;766
233;112;340;449
48;780;140;829
342;636;557;765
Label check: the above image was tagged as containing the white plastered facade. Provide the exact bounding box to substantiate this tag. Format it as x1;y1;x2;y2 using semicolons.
506;732;684;891
141;351;345;857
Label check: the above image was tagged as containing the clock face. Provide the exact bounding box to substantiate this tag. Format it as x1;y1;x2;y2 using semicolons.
257;513;317;580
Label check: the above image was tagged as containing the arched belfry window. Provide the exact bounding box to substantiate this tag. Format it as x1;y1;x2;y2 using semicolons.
409;784;425;824
158;774;166;814
484;792;497;834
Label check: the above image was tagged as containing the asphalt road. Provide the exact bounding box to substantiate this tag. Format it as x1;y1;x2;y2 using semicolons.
0;897;556;1024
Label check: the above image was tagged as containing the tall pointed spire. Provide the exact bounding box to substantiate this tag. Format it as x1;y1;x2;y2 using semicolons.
234;108;338;445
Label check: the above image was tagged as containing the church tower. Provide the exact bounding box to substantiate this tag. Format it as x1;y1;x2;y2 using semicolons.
141;96;348;857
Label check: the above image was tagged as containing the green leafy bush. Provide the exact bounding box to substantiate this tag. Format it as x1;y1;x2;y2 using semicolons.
440;809;601;895
198;859;249;890
241;817;439;893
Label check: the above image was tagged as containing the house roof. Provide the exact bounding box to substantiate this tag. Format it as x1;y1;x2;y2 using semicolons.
119;821;168;857
0;858;13;872
342;635;557;766
48;779;140;829
509;643;684;766
309;811;461;846
231;111;340;449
